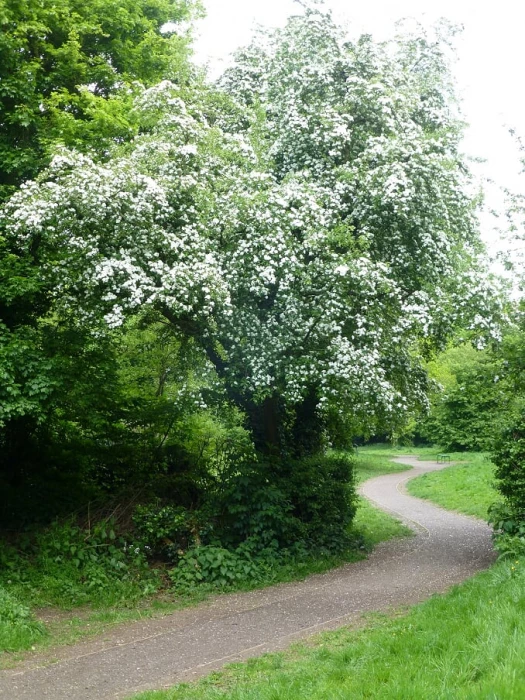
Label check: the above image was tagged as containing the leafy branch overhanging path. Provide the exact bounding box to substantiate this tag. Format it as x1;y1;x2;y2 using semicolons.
0;457;496;700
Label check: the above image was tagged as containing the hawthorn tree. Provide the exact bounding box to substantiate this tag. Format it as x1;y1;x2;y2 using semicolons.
1;8;503;462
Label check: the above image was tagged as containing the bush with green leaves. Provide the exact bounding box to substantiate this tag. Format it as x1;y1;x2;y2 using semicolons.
211;453;356;554
0;586;46;651
0;519;159;608
133;503;207;562
489;502;525;561
491;413;525;534
216;469;303;551
169;545;265;591
281;453;357;551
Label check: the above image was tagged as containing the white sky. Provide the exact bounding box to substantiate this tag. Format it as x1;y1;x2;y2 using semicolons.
193;0;525;255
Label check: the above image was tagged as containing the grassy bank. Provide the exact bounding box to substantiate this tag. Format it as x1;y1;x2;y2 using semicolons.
0;451;410;662
406;452;497;520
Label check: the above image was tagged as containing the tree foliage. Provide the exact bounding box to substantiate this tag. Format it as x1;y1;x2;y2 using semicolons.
0;0;197;200
0;0;202;522
490;303;525;537
1;11;503;463
493;413;525;523
418;340;519;451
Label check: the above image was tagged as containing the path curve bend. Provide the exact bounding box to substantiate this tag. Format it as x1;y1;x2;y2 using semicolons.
0;456;496;699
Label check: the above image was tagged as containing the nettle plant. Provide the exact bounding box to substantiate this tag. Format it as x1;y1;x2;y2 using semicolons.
2;8;503;456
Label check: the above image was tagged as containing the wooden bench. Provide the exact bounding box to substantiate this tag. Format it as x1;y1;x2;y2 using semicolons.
437;453;451;463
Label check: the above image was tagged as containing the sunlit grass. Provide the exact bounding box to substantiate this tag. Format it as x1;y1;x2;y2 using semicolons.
406;453;497;521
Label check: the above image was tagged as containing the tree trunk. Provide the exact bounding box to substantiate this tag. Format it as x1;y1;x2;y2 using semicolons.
245;389;325;459
245;395;282;457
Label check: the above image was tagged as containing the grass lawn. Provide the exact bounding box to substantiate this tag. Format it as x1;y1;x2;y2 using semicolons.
406;452;498;521
0;450;410;662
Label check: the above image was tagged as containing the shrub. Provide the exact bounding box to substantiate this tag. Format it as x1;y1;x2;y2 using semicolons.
0;586;46;651
213;452;357;553
132;503;206;561
169;545;264;591
492;413;525;529
280;453;357;551
0;587;37;627
490;415;525;560
493;532;525;560
216;469;304;550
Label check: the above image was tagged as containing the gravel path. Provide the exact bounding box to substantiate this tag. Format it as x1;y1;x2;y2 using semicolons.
0;456;496;699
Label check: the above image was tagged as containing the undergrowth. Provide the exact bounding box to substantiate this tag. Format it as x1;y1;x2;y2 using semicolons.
0;449;410;656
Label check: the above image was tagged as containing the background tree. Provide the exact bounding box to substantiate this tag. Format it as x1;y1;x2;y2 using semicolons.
417;339;519;451
0;0;198;201
0;0;200;523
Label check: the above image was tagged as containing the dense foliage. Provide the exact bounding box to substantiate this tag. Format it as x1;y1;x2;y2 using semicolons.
487;145;525;551
418;342;518;451
0;0;197;201
0;0;199;524
493;414;525;523
489;304;525;554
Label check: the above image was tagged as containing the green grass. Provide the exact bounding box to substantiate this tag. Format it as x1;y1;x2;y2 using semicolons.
350;448;409;482
352;497;413;548
0;450;411;662
0;587;47;654
406;453;498;521
356;444;451;460
133;559;525;700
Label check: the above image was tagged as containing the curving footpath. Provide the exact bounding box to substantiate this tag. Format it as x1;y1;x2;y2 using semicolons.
0;456;496;699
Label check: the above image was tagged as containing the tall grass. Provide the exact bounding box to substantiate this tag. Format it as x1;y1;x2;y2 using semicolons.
0;587;46;652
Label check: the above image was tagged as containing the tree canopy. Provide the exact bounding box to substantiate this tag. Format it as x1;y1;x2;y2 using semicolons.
1;9;503;460
0;0;198;200
0;0;200;516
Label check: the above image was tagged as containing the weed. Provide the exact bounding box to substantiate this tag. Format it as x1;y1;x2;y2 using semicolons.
0;586;46;652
